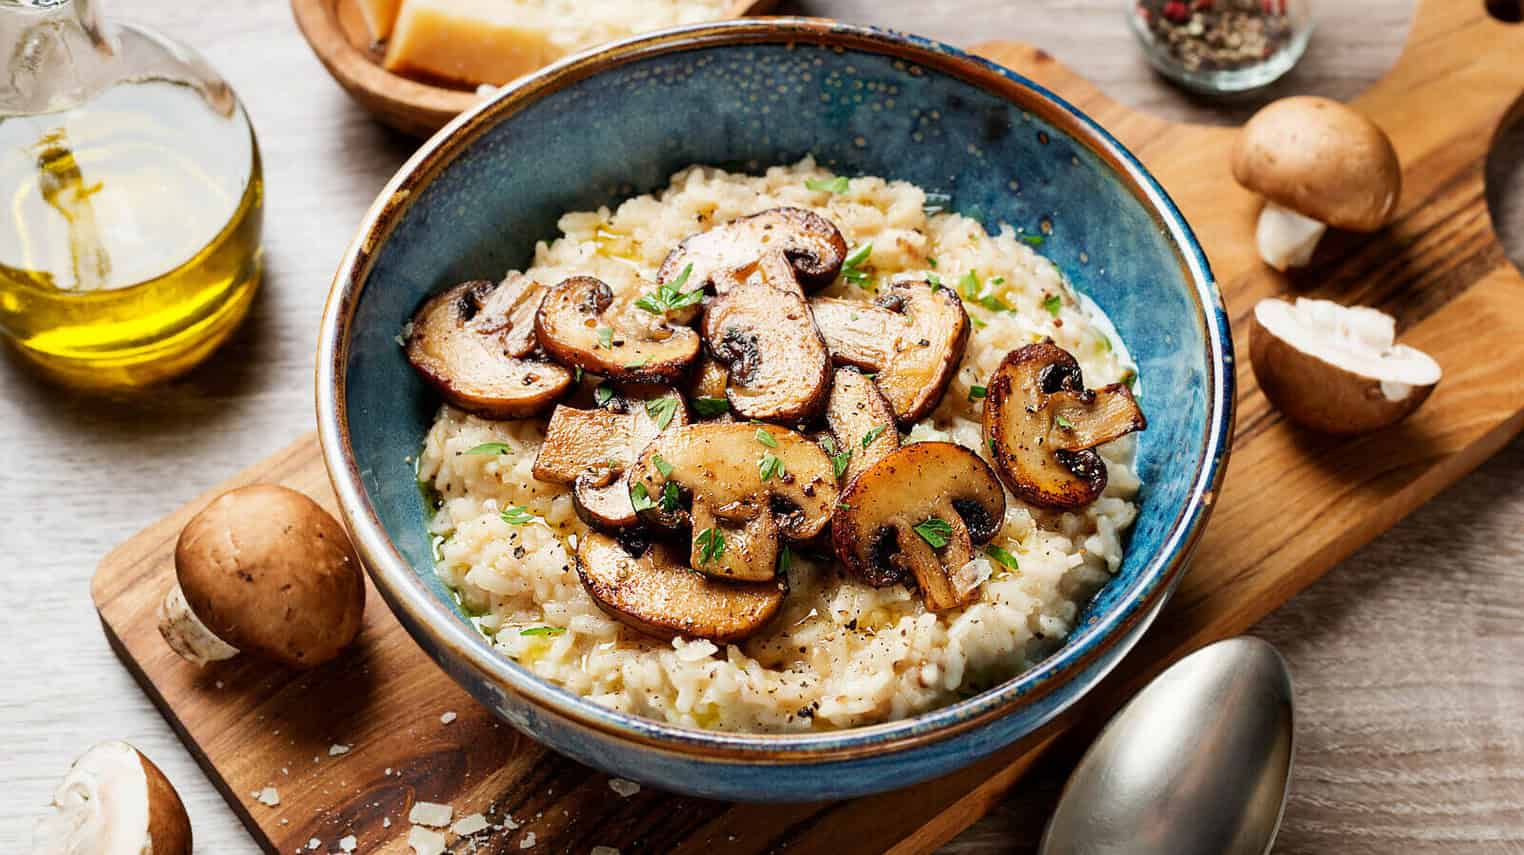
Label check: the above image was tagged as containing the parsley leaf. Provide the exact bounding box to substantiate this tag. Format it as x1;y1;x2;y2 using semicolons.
630;482;656;512
777;543;792;574
693;396;729;417
959;270;1010;312
635;263;703;314
842;243;874;288
969;315;987;330
830;450;851;480
1055;414;1074;430
596;327;614;349
594;384;615;407
660;481;681;512
987;437;998;454
696;528;726;565
927;256;938;268
500;505;537;526
927;272;942;289
519;626;566;637
652;454;674;478
985;544;1020;571
1022;233;1045;246
1042;294;1063;317
755;428;778;448
967;385;987;402
913;517;953;548
820;436;838;454
759;452;785;481
465;442;511;455
861;425;887;448
806;175;850;194
645;396;678;430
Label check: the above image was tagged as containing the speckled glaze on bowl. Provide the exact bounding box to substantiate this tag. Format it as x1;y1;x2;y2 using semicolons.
317;18;1233;802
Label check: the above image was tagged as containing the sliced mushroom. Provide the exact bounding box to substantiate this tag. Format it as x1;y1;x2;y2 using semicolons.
1251;297;1441;434
629;423;838;582
982;342;1146;509
686;354;731;414
824;367;898;484
32;742;192;855
534;275;700;383
703;279;832;422
1232;97;1401;271
576;533;786;642
531;389;688;529
405;275;573;418
657;206;848;296
810;281;970;424
158;485;366;669
831;442;1006;611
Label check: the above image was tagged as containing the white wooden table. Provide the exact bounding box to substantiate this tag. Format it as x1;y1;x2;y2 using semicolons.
3;1;1521;852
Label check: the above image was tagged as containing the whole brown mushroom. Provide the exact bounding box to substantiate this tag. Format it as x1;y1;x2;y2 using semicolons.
157;485;365;669
1232;96;1401;271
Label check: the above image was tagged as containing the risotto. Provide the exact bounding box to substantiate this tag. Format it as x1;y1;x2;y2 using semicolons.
414;158;1141;732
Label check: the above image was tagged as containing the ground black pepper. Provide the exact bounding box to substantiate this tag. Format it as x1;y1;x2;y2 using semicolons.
1135;0;1294;73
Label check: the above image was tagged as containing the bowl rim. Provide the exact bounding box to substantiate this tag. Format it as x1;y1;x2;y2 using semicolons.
316;16;1234;764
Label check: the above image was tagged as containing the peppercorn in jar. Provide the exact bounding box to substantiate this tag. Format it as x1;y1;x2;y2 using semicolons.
1127;0;1314;94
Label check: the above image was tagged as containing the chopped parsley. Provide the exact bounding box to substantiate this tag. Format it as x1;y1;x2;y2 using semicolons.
987;437;999;454
912;517;954;549
624;356;649;370
1042;294;1063;317
500;505;536;526
596;326;614;349
959;270;1010;312
861;425;887;448
927;256;938;268
652;454;674;478
696;528;726;565
594;384;615;407
1055;414;1074;430
574;366;584;383
927;272;943;289
464;442;511;455
645;396;678;430
985;544;1020;571
806;175;850;194
630;482;656;512
967;385;987;402
755;428;778;448
1121;369;1138;390
635;263;703;314
693;396;729;417
777;543;792;574
821;436;851;480
969;316;987;330
1021;233;1045;246
842;243;873;288
659;481;681;512
759;452;785;481
519;626;566;637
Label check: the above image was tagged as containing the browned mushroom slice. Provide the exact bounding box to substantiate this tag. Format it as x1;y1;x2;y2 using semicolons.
810;282;970;424
982;342;1146;509
534;275;700;383
531;389;687;530
577;533;786;643
656;207;848;296
629;423;837;582
832;442;1007;611
405;276;572;418
703;280;832;423
824;367;898;484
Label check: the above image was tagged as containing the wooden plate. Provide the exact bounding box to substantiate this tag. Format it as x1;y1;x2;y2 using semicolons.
291;0;780;137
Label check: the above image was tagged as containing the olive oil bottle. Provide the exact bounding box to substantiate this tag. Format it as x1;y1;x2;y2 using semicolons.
0;0;262;387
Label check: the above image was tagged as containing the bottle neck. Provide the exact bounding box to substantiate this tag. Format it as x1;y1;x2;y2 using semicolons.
1;0;120;116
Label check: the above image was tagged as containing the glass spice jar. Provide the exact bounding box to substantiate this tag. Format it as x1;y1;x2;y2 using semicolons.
1127;0;1314;94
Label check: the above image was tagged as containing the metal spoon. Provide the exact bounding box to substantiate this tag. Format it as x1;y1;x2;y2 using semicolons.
1039;636;1295;855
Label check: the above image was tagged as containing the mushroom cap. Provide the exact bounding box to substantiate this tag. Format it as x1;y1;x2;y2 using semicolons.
810;281;970;425
405;276;573;419
1250;297;1440;434
174;485;365;668
32;741;191;855
534;275;700;383
832;441;1006;610
982;342;1146;510
1232;96;1401;232
576;532;786;642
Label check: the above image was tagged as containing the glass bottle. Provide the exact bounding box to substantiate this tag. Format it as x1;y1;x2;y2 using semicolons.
1126;0;1315;94
0;0;262;387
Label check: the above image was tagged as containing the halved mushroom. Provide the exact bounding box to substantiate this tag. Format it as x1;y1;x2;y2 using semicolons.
158;485;366;668
810;281;970;424
33;742;191;855
405;275;573;418
982;342;1146;510
534;275;700;383
1251;297;1441;434
1232;97;1401;271
532;388;688;529
656;206;848;296
703;279;832;422
824;367;898;484
831;442;1006;611
576;533;786;642
629;423;838;582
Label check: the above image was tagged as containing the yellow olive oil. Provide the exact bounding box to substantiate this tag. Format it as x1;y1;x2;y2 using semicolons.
0;79;262;387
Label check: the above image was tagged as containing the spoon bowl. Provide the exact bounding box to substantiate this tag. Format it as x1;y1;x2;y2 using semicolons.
1041;637;1295;855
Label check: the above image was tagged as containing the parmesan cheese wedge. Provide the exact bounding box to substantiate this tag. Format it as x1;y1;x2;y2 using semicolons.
355;0;403;41
383;0;565;87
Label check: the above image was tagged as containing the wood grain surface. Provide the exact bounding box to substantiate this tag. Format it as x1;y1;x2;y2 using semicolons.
4;1;1523;853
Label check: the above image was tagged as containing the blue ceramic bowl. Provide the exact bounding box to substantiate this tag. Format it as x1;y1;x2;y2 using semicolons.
317;18;1233;802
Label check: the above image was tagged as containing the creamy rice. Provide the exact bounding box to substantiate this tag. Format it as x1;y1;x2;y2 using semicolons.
416;158;1140;732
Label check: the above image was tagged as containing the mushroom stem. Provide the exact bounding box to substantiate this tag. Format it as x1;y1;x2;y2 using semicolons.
157;583;239;667
1256;202;1327;271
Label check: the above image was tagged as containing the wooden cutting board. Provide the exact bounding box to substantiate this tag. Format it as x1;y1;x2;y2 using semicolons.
92;5;1524;853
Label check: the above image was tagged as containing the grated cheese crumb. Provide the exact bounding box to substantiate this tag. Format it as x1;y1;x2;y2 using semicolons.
408;826;446;855
591;847;621;855
383;817;392;828
339;835;357;852
452;813;490;835
254;786;280;806
440;711;458;725
520;832;537;849
307;839;321;850
608;778;640;798
409;801;454;828
329;744;352;756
